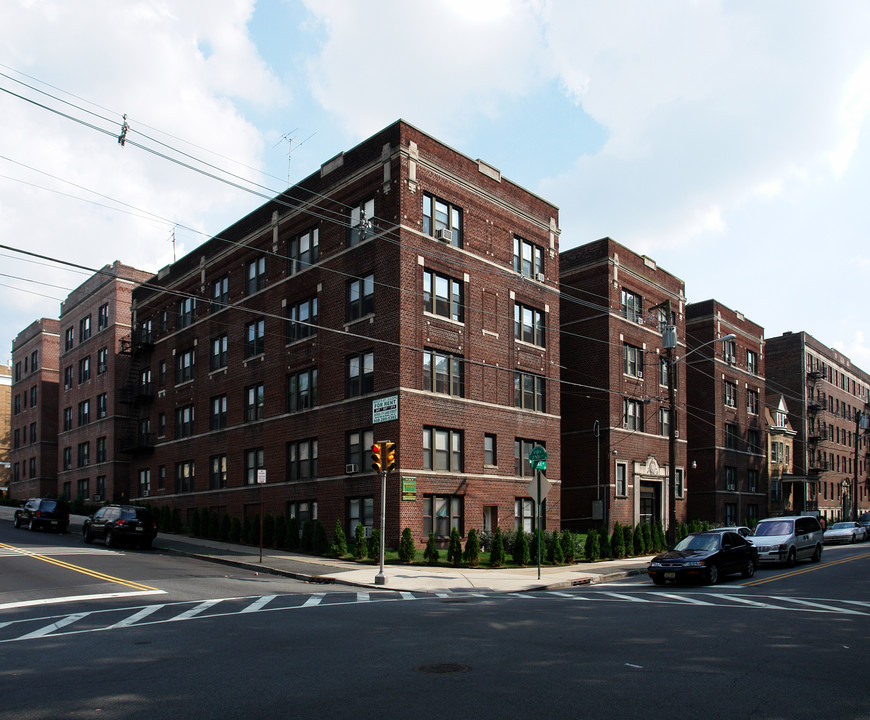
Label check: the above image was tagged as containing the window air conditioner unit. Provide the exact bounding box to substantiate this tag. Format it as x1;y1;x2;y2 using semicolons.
435;228;453;243
637;371;643;379
674;430;680;438
535;272;545;282
622;421;629;429
345;463;359;474
93;494;101;502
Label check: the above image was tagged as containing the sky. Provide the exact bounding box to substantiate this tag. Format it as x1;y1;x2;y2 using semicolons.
2;0;869;372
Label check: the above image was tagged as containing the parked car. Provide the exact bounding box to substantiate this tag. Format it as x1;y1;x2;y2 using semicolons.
13;498;70;532
823;521;867;544
857;512;870;539
751;515;823;566
647;531;757;585
717;525;752;538
83;505;157;549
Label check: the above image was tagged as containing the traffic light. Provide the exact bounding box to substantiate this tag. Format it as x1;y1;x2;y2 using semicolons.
371;443;383;473
383;441;396;472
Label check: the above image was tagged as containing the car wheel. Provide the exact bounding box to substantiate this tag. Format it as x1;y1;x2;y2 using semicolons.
811;544;822;562
29;518;39;532
785;548;796;568
851;533;857;544
741;559;755;578
13;515;22;529
105;528;116;548
651;575;666;585
707;564;719;585
83;526;93;543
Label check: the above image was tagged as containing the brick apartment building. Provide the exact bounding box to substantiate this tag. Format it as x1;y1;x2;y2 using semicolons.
10;319;60;498
560;238;686;535
685;300;766;526
125;120;561;547
1;364;11;489
56;262;153;504
765;392;797;517
766;331;870;523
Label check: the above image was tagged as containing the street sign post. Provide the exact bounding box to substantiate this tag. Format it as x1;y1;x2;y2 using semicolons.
527;446;549;579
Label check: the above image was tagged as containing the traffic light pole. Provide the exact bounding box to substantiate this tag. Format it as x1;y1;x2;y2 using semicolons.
375;469;387;586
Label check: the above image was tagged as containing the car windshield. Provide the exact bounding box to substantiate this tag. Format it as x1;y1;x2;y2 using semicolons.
754;520;793;536
674;534;720;552
40;500;60;512
830;523;853;530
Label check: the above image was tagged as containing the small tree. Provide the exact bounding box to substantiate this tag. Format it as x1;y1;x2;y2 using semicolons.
679;522;689;541
220;513;232;542
367;528;381;560
331;520;348;558
447;527;463;567
424;531;440;565
190;507;202;537
463;528;481;567
262;514;275;548
229;516;242;543
633;524;645;556
170;507;183;534
353;523;367;559
641;523;653;554
489;527;506;567
300;520;313;552
599;527;612;558
208;511;220;540
548;530;565;565
611;521;625;559
273;515;287;548
560;529;575;563
246;514;260;545
653;522;667;551
513;528;530;567
313;519;329;555
622;524;633;556
286;517;300;550
159;505;171;532
398;527;416;563
584;528;600;561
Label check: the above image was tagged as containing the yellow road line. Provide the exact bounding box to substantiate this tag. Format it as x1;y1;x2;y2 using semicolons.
742;551;870;587
0;542;160;592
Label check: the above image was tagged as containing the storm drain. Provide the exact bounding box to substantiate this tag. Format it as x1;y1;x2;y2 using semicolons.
414;663;471;675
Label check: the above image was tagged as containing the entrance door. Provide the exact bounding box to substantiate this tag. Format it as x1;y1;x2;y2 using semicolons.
640;482;660;527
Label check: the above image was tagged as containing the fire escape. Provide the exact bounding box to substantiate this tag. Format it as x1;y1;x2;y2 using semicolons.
119;326;156;454
806;367;826;474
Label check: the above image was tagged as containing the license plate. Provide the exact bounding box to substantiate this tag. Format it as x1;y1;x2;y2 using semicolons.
135;527;144;532
50;521;58;526
665;572;676;579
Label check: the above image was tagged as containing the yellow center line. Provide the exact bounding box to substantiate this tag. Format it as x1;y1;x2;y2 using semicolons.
0;542;160;592
742;551;870;587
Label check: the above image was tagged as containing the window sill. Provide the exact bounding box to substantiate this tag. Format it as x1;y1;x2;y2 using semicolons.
344;313;375;329
423;311;464;328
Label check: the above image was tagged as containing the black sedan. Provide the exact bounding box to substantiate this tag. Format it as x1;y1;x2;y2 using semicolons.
647;530;757;585
83;505;157;549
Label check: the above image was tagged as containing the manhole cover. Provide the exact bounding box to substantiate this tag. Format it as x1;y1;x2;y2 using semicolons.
414;663;471;675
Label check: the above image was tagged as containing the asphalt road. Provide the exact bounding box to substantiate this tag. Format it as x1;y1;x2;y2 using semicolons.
2;522;869;720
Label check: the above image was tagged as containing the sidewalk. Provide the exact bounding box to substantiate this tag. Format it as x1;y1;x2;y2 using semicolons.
1;506;653;593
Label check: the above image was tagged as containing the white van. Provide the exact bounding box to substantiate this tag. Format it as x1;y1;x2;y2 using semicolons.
750;515;823;566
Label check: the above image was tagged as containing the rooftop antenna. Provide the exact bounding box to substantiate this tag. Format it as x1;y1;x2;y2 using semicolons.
169;226;176;262
273;129;318;186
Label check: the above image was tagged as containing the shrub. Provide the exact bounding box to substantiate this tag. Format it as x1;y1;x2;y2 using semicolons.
702;520;711;531
246;514;260;545
424;531;440;565
489;527;505;568
622;524;633;556
190;508;201;537
447;527;463;567
512;528;530;567
313;520;329;555
300;520;313;552
463;528;480;567
229;516;242;543
368;528;381;559
353;523;367;559
611;521;625;559
679;522;689;541
633;524;645;556
560;529;575;563
159;505;171;532
689;519;703;534
479;529;493;552
641;523;653;554
653;522;666;552
220;513;232;542
208;511;220;540
548;530;565;565
273;515;287;549
71;494;85;515
584;528;600;561
529;531;540;564
500;528;517;555
262;514;275;548
398;528;416;563
599;527;612;558
331;520;348;558
170;508;183;534
286;517;300;550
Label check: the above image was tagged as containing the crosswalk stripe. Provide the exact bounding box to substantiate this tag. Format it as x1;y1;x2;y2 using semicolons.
17;613;90;640
774;597;865;615
240;595;276;613
400;592;415;600
107;605;165;629
356;592;370;602
170;599;222;621
601;592;649;603
301;594;323;607
707;594;780;609
656;593;715;605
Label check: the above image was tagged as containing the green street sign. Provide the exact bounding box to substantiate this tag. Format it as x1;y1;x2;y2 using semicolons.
528;445;547;470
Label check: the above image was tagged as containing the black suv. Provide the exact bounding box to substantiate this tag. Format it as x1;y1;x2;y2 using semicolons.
14;498;70;532
83;505;157;549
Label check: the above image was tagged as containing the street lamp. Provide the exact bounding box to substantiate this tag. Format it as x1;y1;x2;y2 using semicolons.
663;326;736;543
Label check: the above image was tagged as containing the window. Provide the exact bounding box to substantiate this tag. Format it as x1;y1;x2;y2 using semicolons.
346;429;373;470
96;437;106;464
747;428;761;453
725;503;736;525
176;405;195;439
724;381;737;407
62;447;72;471
514;371;545;412
346;351;374;397
30;386;37;406
77;441;90;468
134;469;149;497
211;276;229;311
623;398;643;431
617;465;627;498
347;274;374;321
245;319;265;358
157;467;164;491
78;400;90;426
140;318;153;344
97;347;108;374
514;303;545;347
423;193;463;247
623;344;644;377
349;198;375;246
484;434;497;466
210;395;227;430
725;423;739;450
723;339;737;364
64;366;73;390
287;501;318;531
422;428;464;472
289;228;319;273
725;466;736;491
515;498;535;533
746;349;758;375
211;334;228;370
287;296;318;342
160;310;168;333
245;383;265;422
423;495;463;538
423;270;463;322
659;408;671;437
158;413;166;438
675;468;684;498
245;448;265;485
13;429;20;449
210;455;227;489
177;297;196;328
158;360;166;386
78;356;91;383
175;461;195;493
747;389;759;415
176;348;195;384
79;315;91;342
348;497;374;537
514;438;543;477
424;350;464;397
748;469;758;493
30;350;38;371
96;393;107;419
77;478;89;500
64;327;74;351
63;407;72;431
246;257;266;294
621;289;643;323
98;303;109;331
287;439;318;481
287;368;318;412
28;422;36;444
513;236;544;279
14;361;21;381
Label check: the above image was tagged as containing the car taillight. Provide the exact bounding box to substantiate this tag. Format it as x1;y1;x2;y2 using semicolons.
117;520;127;527
35;511;42;517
